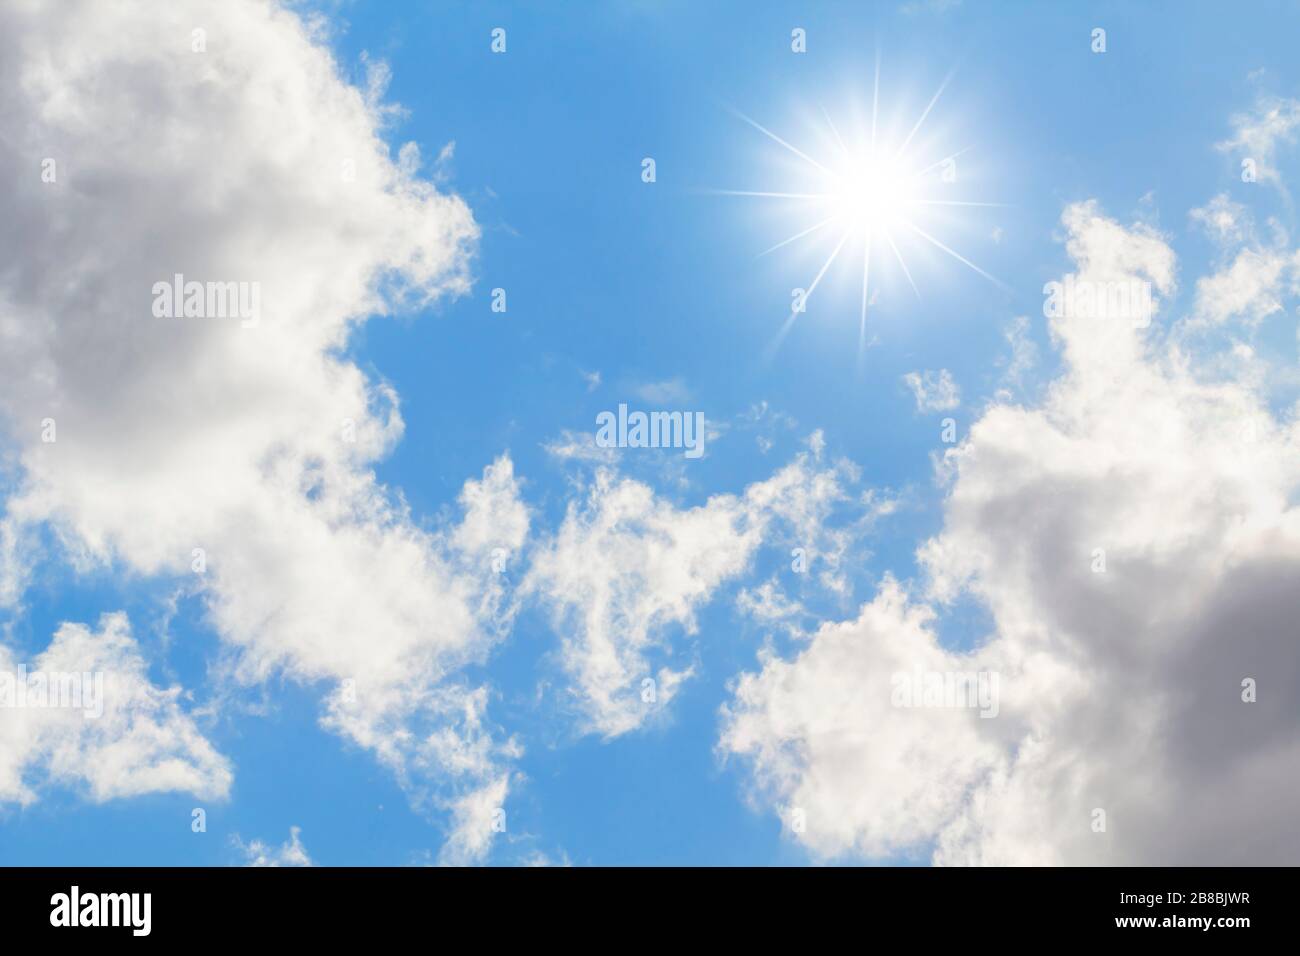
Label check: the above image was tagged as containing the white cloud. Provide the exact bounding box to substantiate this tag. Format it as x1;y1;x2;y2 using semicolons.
0;613;232;805
734;401;799;457
1216;96;1300;189
993;315;1038;399
734;578;809;636
1186;192;1298;329
902;369;961;412
438;770;510;866
1192;247;1294;326
1045;200;1176;374
0;0;520;859
236;826;313;867
723;201;1300;864
1190;193;1251;246
526;443;868;737
525;470;759;737
721;578;1003;858
543;430;621;467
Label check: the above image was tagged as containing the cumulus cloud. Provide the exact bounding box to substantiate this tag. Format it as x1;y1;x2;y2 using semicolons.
0;0;518;858
723;200;1300;864
722;578;1004;858
0;612;231;805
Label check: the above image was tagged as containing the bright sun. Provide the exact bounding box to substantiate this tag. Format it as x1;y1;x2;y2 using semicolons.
836;156;913;224
718;65;1003;364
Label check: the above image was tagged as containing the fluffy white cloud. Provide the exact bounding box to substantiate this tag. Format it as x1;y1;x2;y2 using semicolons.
723;200;1300;864
721;578;1004;858
0;612;231;804
1187;191;1297;330
0;0;519;858
1193;247;1295;326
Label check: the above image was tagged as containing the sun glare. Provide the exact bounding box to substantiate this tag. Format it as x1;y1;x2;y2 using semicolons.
836;156;913;224
718;65;1004;365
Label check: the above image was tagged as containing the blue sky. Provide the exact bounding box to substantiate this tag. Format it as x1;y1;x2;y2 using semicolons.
4;0;1300;866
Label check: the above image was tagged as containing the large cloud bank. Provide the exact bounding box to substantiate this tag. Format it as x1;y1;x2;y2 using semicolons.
722;200;1300;864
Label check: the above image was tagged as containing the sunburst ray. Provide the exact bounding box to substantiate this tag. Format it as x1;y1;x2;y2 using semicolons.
721;68;1003;361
